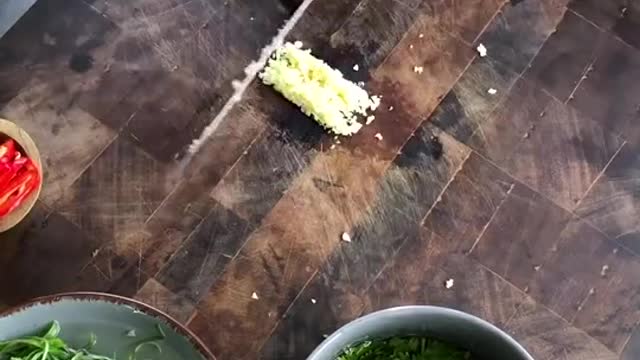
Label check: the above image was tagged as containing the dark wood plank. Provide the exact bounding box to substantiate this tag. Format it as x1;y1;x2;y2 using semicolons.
477;0;568;74
505;300;618;360
469;78;622;210
503;97;623;209
570;35;640;138
471;183;573;290
576;143;640;255
0;209;103;304
370;20;474;124
156;200;253;304
524;10;605;101
569;0;640;51
422;152;515;253
56;136;175;249
76;171;221;298
429;55;519;150
469;77;552;164
209;119;320;224
330;0;432;68
557;221;640;352
422;0;504;44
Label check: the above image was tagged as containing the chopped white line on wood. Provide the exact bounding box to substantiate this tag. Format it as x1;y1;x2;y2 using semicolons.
251;292;259;300
374;133;383;141
353;64;359;71
187;0;317;157
341;232;351;242
488;88;497;95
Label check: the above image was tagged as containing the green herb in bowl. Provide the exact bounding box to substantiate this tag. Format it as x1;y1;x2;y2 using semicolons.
337;336;473;360
0;321;165;360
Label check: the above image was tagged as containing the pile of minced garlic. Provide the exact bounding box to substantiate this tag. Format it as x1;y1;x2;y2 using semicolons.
259;41;380;136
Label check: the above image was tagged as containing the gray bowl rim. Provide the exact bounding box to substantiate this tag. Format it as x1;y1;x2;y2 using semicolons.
307;305;534;360
0;292;215;359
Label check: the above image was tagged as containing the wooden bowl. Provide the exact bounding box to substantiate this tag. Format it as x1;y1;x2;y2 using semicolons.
0;118;42;232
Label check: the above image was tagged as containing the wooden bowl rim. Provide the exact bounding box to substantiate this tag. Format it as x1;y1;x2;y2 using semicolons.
0;118;43;233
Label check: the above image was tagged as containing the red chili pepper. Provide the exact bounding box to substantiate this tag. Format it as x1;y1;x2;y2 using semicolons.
0;154;27;190
0;159;39;217
0;139;15;163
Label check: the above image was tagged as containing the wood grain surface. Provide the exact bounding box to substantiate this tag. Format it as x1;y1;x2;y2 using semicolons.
2;0;640;359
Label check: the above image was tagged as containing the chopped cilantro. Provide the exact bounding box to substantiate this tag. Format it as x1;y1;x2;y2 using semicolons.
336;336;472;360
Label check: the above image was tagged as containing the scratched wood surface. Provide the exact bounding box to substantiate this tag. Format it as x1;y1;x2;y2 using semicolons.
1;0;640;359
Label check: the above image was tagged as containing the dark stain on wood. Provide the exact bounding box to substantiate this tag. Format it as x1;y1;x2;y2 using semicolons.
68;53;94;73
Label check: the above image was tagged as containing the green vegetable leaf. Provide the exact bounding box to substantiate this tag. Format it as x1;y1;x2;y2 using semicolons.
336;336;472;360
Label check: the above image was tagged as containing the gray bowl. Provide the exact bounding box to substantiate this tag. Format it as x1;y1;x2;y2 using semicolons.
307;306;534;360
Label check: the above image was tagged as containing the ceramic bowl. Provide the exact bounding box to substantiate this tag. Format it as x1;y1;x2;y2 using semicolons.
307;306;534;360
0;292;214;359
0;118;42;232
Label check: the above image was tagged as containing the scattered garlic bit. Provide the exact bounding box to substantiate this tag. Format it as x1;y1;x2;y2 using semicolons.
250;16;255;21
418;33;424;38
341;232;352;242
374;133;383;141
444;278;454;289
413;66;424;74
260;42;378;136
353;64;359;71
476;43;487;57
92;249;100;258
487;88;497;95
251;292;259;300
533;265;541;271
357;81;365;87
600;264;609;277
370;95;381;110
588;287;595;295
311;298;317;304
293;40;303;48
330;144;336;149
388;106;394;111
366;115;375;125
409;44;414;49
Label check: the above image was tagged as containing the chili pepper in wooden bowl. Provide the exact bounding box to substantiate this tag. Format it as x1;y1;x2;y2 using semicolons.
0;119;42;233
